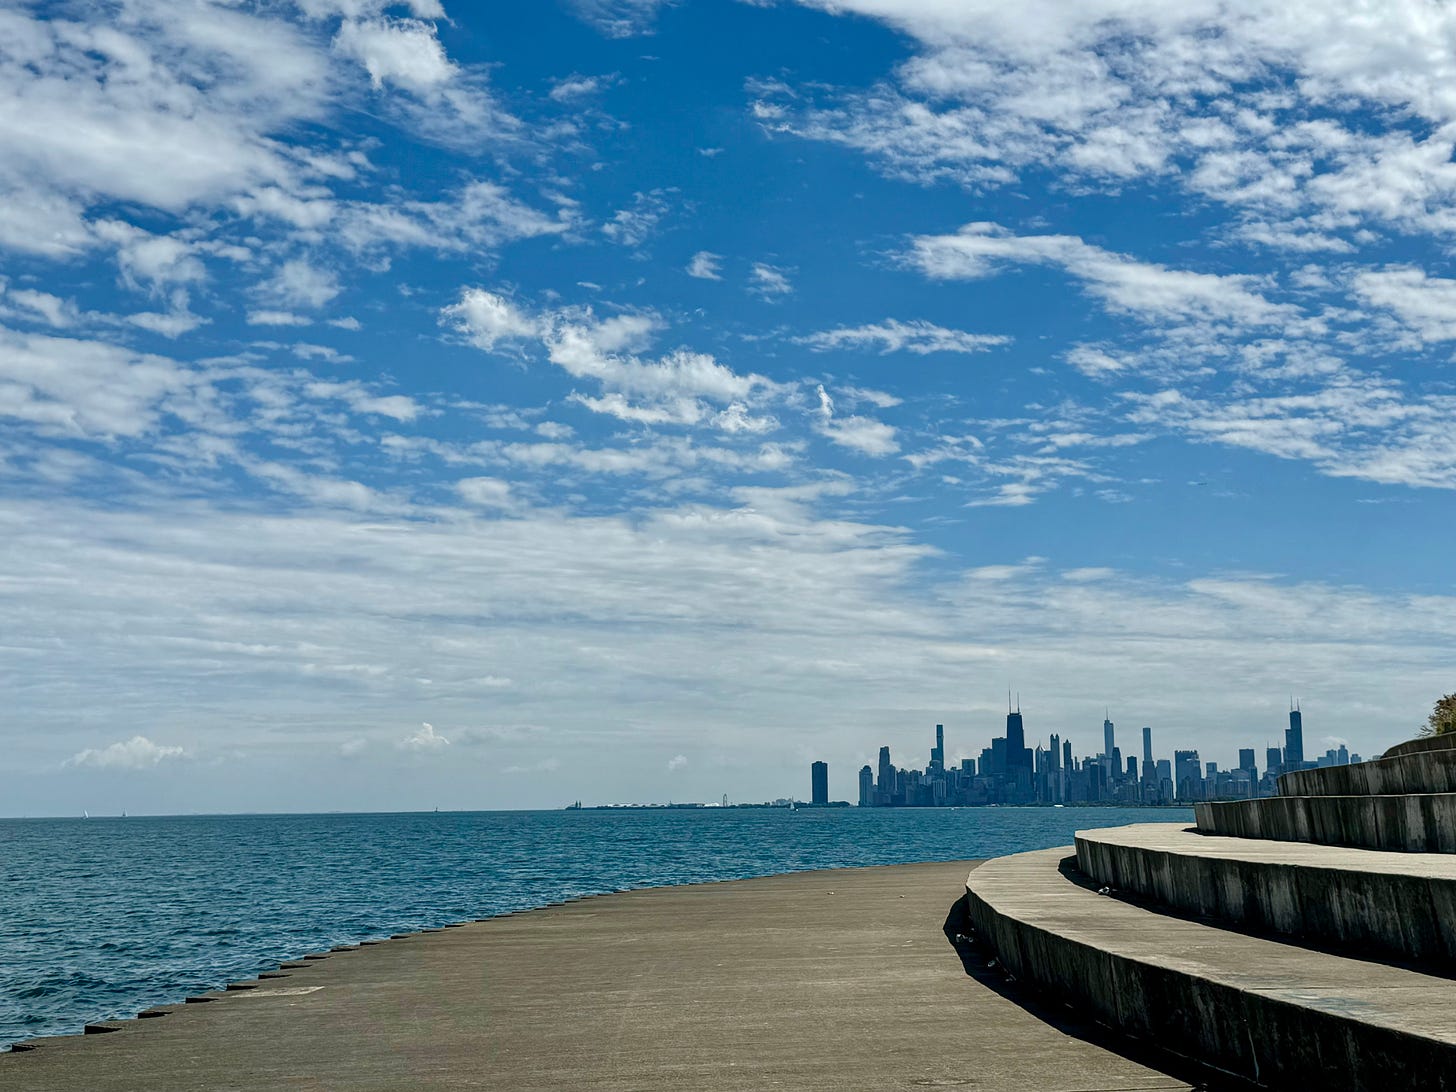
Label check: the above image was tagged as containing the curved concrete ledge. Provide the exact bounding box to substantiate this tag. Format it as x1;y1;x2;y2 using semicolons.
1195;793;1456;853
1278;748;1456;797
1382;735;1456;760
1076;823;1456;968
966;846;1456;1090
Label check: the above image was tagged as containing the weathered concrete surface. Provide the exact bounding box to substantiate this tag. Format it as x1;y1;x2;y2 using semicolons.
1382;734;1456;761
2;862;1191;1092
1278;746;1456;797
967;847;1456;1091
1076;822;1456;966
1196;792;1456;853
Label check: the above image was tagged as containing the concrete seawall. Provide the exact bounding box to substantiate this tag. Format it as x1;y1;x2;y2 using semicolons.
2;861;1194;1092
1196;793;1456;853
966;846;1456;1091
1278;746;1456;797
1076;823;1456;967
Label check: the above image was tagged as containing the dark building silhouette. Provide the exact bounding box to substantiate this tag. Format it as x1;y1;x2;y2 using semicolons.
858;764;873;807
811;761;828;805
1286;702;1305;770
1175;749;1202;801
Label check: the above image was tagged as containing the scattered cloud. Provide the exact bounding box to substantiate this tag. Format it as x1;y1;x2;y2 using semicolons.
907;224;1290;326
813;384;898;456
748;262;793;299
445;289;778;431
602;190;672;248
402;722;450;750
687;251;723;280
570;0;673;38
67;736;185;770
799;319;1010;355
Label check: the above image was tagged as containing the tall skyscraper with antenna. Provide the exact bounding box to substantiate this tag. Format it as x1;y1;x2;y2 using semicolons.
1005;693;1032;773
1103;712;1115;758
1285;700;1305;770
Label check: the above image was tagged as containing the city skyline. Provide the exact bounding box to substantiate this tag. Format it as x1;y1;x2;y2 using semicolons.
3;2;1455;815
838;700;1362;809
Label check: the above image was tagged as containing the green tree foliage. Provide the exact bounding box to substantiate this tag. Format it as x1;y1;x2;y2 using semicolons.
1426;694;1456;736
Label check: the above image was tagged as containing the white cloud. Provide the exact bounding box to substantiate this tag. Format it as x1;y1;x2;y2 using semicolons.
666;753;687;771
2;289;80;329
908;224;1290;326
748;262;794;299
247;310;313;327
813;384;899;456
687;251;723;280
771;1;1456;243
262;259;341;310
337;182;573;256
799;319;1010;355
456;476;516;508
93;222;207;292
442;289;541;350
127;308;209;338
549;75;603;102
570;0;673;38
1122;383;1456;489
1352;267;1456;344
402;722;450;749
602;190;671;248
0;326;194;439
333;17;455;93
0;4;329;231
68;735;185;770
446;290;777;430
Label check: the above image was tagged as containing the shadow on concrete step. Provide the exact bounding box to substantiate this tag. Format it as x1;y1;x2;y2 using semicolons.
942;884;1257;1092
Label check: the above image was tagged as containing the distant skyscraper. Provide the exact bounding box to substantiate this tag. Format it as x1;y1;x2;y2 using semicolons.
1174;749;1202;800
877;746;893;793
1286;702;1305;769
1266;746;1283;777
811;761;828;805
1062;738;1073;770
1142;726;1153;771
1006;704;1032;771
1006;708;1025;753
1238;748;1256;775
858;764;873;807
931;723;944;771
1103;713;1115;758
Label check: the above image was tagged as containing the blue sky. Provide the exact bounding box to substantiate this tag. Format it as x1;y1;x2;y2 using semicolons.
3;0;1454;813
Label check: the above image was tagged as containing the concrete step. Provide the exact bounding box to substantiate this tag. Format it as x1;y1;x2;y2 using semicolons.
966;846;1456;1090
1278;745;1456;797
1076;822;1456;968
1383;734;1456;760
1197;792;1456;852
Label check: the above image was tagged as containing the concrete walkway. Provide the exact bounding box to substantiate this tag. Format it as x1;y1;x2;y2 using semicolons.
5;861;1192;1091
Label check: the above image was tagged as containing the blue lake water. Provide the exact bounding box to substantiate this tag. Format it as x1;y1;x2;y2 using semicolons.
0;806;1190;1050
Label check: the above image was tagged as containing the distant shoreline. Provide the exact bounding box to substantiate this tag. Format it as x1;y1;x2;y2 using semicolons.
1;802;1198;821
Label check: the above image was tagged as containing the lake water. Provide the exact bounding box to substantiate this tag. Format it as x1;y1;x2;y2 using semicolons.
0;805;1190;1049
